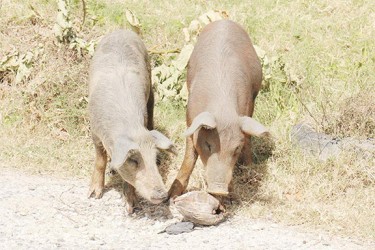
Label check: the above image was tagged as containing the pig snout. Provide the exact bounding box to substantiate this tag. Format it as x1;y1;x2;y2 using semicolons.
207;182;229;196
106;167;117;177
149;187;168;204
206;162;232;196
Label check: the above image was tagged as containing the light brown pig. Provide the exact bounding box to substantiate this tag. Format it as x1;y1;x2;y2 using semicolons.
169;20;269;198
88;30;175;213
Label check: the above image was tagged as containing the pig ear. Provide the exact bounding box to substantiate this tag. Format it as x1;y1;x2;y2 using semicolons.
239;116;269;137
109;140;139;170
150;130;177;155
184;111;217;137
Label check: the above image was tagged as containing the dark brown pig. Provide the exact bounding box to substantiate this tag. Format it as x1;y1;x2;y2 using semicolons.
169;20;269;198
88;30;175;213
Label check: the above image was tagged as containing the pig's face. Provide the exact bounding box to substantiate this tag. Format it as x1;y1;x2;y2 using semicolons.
110;130;176;204
194;126;244;196
185;112;268;196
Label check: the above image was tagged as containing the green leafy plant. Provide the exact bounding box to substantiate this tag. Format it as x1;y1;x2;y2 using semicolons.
53;0;96;55
151;10;229;103
0;46;44;84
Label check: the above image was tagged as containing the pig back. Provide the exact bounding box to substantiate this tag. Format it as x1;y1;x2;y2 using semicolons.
186;20;262;121
89;30;151;146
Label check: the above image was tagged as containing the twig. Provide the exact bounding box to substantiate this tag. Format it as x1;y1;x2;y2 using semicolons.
148;48;181;55
28;4;42;18
55;210;78;224
295;91;320;127
58;185;82;215
80;0;86;29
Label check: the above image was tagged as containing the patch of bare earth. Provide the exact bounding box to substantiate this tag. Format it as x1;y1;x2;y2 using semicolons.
0;168;374;249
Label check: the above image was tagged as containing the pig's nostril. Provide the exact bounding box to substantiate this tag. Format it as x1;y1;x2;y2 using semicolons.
207;182;229;196
207;189;229;197
107;168;117;177
149;193;168;204
151;191;168;201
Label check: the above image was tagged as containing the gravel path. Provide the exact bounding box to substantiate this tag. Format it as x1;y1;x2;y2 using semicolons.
0;169;374;249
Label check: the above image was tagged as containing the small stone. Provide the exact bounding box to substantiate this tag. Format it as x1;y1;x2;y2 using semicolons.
18;211;28;216
161;222;194;235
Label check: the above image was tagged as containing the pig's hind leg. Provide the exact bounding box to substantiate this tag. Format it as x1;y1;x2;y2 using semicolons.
123;182;137;214
88;135;108;199
146;85;154;130
239;95;256;166
238;136;252;166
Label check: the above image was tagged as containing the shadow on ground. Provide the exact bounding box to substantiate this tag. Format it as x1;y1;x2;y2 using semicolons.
104;174;174;221
231;135;275;206
103;122;177;222
102;133;275;220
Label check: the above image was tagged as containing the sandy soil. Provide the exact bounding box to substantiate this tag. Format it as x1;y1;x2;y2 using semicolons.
0;168;374;249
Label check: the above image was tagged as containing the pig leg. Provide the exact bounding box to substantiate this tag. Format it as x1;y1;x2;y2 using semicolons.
146;85;154;130
88;135;108;199
123;182;137;214
216;180;238;207
239;136;252;166
239;98;256;166
228;179;240;203
168;136;198;198
228;179;234;194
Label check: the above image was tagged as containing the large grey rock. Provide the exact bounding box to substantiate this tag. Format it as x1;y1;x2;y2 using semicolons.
291;123;375;161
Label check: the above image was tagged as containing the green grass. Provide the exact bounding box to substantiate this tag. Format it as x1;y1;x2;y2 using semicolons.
1;0;374;239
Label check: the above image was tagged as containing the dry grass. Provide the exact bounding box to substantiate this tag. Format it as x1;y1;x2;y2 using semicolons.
244;146;375;236
1;0;374;240
324;89;375;138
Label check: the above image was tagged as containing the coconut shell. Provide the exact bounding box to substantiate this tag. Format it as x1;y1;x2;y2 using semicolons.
171;191;225;226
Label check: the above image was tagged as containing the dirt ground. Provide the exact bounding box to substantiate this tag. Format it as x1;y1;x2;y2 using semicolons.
1;168;374;250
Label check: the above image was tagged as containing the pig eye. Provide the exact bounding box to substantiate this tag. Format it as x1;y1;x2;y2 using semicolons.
128;157;138;166
205;141;212;152
234;146;242;155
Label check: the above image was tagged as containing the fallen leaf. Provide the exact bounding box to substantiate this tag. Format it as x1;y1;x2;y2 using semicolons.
125;9;141;35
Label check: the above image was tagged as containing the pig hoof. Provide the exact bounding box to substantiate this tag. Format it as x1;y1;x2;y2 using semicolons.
125;203;134;214
168;190;181;201
87;186;104;199
168;182;185;199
